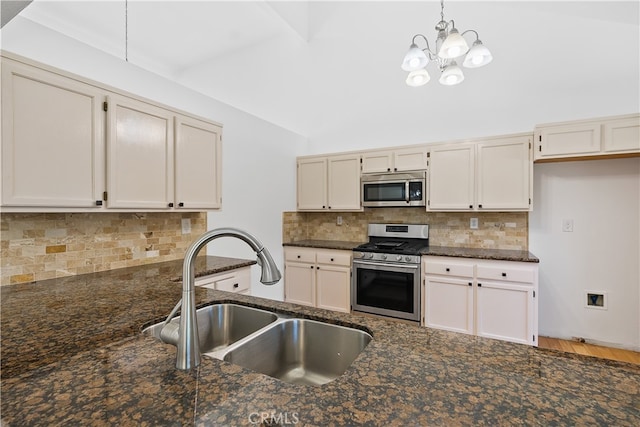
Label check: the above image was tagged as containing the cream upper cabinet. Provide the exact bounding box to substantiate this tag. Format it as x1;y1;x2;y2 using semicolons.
106;94;174;209
427;143;475;210
534;113;639;161
1;58;105;208
174;115;222;209
428;135;532;211
297;157;327;210
297;154;361;211
603;116;640;153
476;136;531;210
361;147;428;173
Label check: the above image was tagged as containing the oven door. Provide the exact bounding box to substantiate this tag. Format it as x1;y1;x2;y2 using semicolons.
351;259;421;321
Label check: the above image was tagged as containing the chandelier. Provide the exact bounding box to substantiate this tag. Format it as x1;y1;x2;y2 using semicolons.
401;0;493;87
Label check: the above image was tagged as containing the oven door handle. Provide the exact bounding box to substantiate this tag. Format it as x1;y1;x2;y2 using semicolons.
353;260;419;269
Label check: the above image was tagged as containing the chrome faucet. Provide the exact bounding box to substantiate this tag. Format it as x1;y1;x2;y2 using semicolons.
159;228;282;370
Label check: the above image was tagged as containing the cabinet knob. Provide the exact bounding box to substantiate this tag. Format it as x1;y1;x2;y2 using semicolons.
468;282;472;286
394;167;397;171
478;283;482;287
502;272;507;277
95;200;103;206
316;266;320;270
387;168;391;172
168;202;174;207
328;206;331;209
233;283;239;288
445;268;450;272
310;265;314;269
322;205;326;209
331;258;334;262
297;255;301;259
178;202;184;207
469;205;473;209
478;204;483;208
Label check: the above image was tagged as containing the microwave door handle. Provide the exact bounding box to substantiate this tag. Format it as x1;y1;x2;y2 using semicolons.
405;181;410;203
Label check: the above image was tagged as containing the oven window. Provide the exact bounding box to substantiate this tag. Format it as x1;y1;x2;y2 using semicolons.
363;183;406;202
355;267;414;313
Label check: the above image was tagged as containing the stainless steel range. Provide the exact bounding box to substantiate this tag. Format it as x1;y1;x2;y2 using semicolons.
352;224;429;322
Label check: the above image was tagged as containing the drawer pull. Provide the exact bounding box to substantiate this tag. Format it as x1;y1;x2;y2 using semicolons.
445;268;450;272
331;258;334;262
478;283;482;287
233;283;239;288
468;282;472;286
502;272;507;277
297;255;301;259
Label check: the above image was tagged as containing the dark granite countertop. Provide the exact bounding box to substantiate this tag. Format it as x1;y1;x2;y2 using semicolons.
284;240;539;262
422;246;540;263
283;239;366;251
1;258;637;425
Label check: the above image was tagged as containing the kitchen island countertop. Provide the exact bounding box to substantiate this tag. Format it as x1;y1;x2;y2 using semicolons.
1;258;637;426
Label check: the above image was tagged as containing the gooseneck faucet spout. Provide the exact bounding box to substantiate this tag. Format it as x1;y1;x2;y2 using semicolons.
160;228;281;370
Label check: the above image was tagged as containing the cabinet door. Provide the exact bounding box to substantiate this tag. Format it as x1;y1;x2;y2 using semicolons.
394;147;428;171
603;116;640;153
475;281;534;345
284;262;316;307
106;95;174;209
175;115;222;209
428;143;475;210
297;157;327;210
424;276;474;335
535;123;601;160
476;136;531;210
316;265;351;313
361;150;393;173
327;154;361;211
1;60;104;207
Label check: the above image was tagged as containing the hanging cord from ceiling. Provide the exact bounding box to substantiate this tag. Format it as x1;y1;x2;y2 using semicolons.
125;0;128;62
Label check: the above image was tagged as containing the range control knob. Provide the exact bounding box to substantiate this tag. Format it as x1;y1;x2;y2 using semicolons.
381;254;387;260
396;255;403;261
405;256;413;262
355;252;364;259
366;253;374;259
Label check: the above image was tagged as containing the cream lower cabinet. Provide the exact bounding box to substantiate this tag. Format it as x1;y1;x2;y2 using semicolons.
428;134;532;211
423;256;538;346
284;247;351;313
195;266;251;295
1;57;105;208
297;154;361;211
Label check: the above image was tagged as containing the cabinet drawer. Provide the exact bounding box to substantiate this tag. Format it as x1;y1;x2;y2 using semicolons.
285;249;316;263
316;251;351;267
476;265;534;284
424;261;474;277
216;275;250;293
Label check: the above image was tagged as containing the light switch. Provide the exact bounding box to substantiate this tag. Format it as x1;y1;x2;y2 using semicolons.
181;218;191;234
470;218;478;229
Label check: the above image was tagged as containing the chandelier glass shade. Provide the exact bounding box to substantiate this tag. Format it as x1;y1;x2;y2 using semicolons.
401;0;492;86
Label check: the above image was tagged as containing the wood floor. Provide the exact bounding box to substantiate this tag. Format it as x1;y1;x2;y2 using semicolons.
538;336;640;365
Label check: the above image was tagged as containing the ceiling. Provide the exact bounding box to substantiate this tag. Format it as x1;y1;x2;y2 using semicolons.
6;1;640;142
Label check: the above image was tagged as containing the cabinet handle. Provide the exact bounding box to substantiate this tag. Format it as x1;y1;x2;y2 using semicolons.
168;202;174;207
233;283;239;288
478;283;482;287
96;200;103;206
445;268;450;272
501;272;507;277
178;202;184;207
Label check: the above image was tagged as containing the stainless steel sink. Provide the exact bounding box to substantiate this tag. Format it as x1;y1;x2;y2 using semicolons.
143;303;278;353
223;319;372;386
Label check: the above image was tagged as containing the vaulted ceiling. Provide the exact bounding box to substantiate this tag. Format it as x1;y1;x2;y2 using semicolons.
5;1;640;143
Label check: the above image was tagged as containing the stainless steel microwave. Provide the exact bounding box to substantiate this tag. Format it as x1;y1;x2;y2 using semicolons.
361;171;426;207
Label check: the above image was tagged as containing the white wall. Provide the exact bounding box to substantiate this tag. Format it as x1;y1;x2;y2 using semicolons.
1;17;306;300
530;158;640;350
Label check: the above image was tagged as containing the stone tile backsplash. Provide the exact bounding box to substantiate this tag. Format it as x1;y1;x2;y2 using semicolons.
1;212;207;286
283;208;528;250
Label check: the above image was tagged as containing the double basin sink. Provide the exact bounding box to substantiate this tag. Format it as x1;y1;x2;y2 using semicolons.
143;304;372;386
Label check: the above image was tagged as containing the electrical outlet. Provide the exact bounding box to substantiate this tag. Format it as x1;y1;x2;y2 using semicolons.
181;218;191;234
470;218;478;229
337;216;343;226
562;219;573;232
